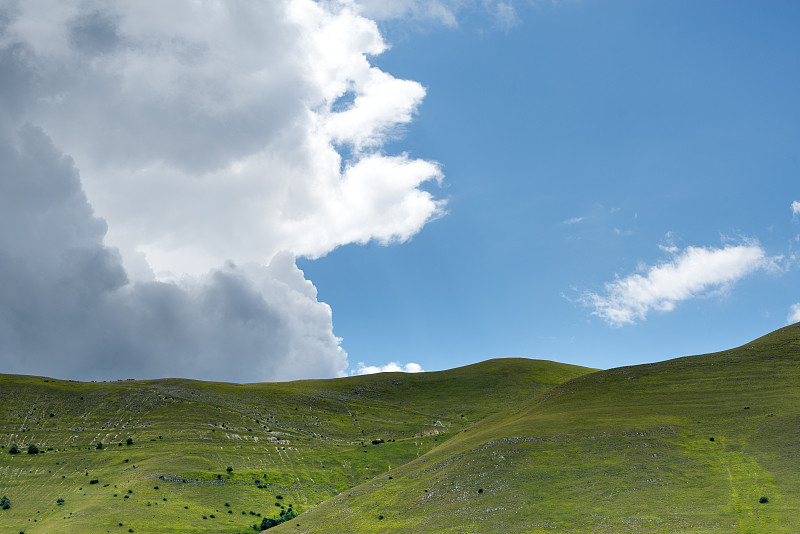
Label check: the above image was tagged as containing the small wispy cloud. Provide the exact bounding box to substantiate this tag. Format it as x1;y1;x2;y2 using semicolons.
792;200;800;219
355;361;424;375
563;216;584;225
582;241;776;326
789;303;800;324
491;2;520;30
356;0;520;28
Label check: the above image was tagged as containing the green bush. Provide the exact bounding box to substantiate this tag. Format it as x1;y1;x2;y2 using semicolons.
1;495;10;510
126;438;133;445
27;444;39;455
260;507;297;530
96;442;103;450
8;444;19;455
56;498;65;505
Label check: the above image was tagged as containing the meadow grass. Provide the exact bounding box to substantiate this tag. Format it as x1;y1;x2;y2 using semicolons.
0;358;592;533
277;323;800;533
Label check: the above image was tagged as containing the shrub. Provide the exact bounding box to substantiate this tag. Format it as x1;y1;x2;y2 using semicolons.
56;498;64;505
27;444;39;454
260;508;297;530
126;438;133;445
759;496;769;503
226;466;233;473
1;495;10;510
8;444;19;455
95;442;103;450
89;480;99;484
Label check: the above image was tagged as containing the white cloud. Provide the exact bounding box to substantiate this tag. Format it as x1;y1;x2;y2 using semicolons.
789;303;800;324
563;216;584;225
354;0;524;28
0;0;443;381
355;0;459;26
583;243;774;326
2;0;444;277
792;200;800;219
490;2;520;30
355;361;424;375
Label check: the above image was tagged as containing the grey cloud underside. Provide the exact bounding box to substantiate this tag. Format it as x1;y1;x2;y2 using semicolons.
0;126;346;382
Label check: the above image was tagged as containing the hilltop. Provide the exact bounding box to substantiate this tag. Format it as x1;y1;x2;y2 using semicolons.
281;323;800;533
0;358;593;533
2;324;799;533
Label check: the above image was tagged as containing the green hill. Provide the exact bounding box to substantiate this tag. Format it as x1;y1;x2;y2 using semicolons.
4;324;799;533
0;358;593;533
279;323;800;533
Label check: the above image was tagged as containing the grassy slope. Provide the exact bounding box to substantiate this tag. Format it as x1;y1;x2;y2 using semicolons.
280;323;800;534
0;358;593;533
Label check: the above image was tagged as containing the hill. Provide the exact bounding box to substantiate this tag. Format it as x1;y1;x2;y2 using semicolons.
0;358;593;533
278;323;800;533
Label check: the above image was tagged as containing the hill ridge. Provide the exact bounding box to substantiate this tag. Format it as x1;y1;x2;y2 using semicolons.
0;357;594;533
275;323;800;533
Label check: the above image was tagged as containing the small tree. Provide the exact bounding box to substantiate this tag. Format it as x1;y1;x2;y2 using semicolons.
27;444;39;455
0;495;10;510
126;438;133;445
96;442;103;450
8;444;19;455
226;466;233;473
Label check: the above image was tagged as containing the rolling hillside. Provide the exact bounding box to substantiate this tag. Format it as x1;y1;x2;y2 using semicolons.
279;323;800;533
0;358;593;533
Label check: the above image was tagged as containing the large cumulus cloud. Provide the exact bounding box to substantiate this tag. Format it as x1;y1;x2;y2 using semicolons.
0;0;443;381
0;126;346;381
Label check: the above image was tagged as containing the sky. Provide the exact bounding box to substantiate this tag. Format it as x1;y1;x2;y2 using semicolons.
1;0;799;382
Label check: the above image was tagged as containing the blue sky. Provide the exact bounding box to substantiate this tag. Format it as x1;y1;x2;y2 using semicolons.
302;0;800;373
1;1;799;381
